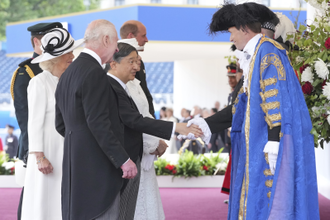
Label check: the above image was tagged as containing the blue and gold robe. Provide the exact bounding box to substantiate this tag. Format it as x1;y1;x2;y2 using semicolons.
228;36;320;220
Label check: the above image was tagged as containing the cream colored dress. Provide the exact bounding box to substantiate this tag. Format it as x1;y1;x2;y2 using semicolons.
21;70;64;220
127;78;165;220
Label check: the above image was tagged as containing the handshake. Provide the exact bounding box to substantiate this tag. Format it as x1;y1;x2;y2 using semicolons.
176;117;212;144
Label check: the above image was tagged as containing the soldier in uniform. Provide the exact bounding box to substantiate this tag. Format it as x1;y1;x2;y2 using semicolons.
11;22;63;220
5;124;18;159
11;22;62;162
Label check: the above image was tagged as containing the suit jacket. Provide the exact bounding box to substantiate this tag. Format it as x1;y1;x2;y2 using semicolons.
12;52;42;160
205;77;244;133
108;76;173;163
135;60;155;118
55;52;129;220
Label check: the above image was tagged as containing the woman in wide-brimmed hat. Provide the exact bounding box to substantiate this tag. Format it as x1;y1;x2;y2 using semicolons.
21;28;84;220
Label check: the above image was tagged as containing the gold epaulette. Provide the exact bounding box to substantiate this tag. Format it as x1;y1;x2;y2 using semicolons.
10;65;36;100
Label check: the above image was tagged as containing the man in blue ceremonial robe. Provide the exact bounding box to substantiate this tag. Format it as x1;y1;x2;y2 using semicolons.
206;3;320;220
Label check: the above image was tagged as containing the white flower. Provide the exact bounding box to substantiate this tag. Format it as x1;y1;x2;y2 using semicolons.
2;161;15;170
323;82;330;100
295;56;304;63
314;58;329;80
301;66;314;83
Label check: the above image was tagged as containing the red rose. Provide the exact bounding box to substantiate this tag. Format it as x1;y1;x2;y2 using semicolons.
322;80;327;89
203;165;209;171
165;164;174;171
325;37;330;49
299;64;309;74
302;82;313;95
172;170;177;174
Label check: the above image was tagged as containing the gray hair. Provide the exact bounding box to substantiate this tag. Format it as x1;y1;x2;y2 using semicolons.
39;56;61;72
84;19;117;49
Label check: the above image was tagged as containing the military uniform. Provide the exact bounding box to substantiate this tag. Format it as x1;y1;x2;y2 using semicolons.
11;52;42;160
11;22;62;161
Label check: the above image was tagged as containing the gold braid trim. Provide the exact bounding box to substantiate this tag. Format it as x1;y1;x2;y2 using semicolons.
10;65;36;100
265;113;282;129
260;77;277;91
265;179;273;188
259;89;278;102
10;68;20;100
267;191;271;199
267;113;281;122
264;169;274;177
25;65;36;79
279;132;284;139
232;105;236;115
260;101;280;114
265;153;269;164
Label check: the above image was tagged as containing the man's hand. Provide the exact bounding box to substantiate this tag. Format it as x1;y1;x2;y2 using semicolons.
150;140;168;157
176;123;203;138
121;159;138;179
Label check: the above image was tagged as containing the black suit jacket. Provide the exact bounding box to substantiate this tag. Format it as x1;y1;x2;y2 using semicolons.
205;77;244;133
55;52;129;220
135;60;155;118
108;76;173;162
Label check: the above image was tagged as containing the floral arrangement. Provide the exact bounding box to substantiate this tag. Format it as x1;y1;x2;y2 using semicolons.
0;151;15;175
154;150;228;178
289;0;330;148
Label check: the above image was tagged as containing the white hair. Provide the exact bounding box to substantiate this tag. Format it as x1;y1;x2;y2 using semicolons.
39;56;61;72
84;19;117;49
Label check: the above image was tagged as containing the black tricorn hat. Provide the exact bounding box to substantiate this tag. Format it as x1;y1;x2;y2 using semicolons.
27;22;63;36
209;2;278;34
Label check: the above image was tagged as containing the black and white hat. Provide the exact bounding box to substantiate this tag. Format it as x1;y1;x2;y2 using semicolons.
31;28;84;64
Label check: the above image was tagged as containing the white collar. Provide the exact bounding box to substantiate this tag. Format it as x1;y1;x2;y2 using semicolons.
82;48;102;67
243;34;262;58
107;73;127;90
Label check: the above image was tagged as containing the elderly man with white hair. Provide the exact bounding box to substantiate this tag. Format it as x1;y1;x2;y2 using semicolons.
55;19;137;220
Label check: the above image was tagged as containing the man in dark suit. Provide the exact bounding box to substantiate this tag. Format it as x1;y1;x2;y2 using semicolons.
55;19;137;220
120;20;155;117
10;22;63;220
107;42;202;219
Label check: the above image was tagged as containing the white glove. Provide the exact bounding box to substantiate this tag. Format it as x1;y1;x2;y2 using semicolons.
177;118;212;144
268;153;278;175
263;141;280;175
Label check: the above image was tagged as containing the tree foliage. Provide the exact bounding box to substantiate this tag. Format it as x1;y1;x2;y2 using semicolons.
0;0;100;40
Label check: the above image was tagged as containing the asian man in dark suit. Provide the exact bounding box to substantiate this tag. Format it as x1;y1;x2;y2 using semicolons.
107;42;203;220
120;20;155;117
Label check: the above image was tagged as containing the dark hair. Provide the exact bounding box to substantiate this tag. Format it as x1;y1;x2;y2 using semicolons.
120;23;138;39
161;107;166;111
30;34;43;48
211;108;217;113
209;2;277;34
113;43;138;63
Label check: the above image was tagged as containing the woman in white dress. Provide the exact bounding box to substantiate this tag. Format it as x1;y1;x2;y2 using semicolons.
21;28;83;220
119;38;167;220
163;108;178;155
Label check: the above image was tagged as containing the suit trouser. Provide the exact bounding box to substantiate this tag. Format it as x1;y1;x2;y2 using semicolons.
119;157;141;220
17;187;24;220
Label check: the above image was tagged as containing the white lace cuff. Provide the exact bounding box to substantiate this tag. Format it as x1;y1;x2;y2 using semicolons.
187;117;212;144
263;141;280;155
142;133;159;154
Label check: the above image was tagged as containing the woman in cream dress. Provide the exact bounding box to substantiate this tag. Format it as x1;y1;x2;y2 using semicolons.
21;28;83;220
